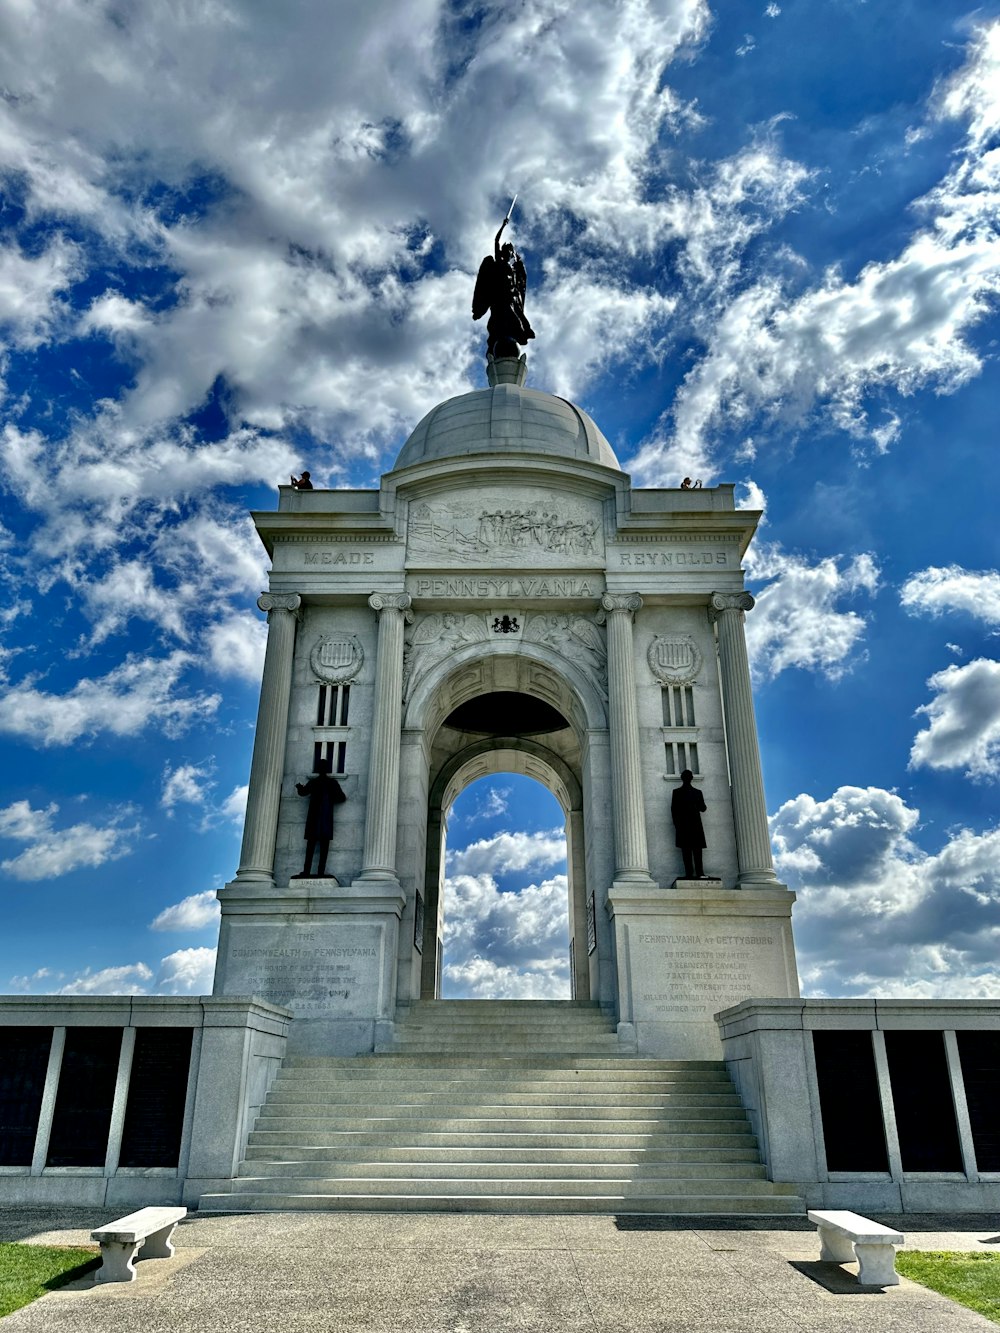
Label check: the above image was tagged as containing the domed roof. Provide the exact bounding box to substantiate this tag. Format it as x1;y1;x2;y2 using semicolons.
393;383;621;472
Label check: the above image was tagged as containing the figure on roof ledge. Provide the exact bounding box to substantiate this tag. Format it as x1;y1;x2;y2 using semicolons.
472;201;535;360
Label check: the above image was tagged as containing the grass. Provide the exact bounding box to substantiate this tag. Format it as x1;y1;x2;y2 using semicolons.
897;1250;1000;1325
0;1242;100;1317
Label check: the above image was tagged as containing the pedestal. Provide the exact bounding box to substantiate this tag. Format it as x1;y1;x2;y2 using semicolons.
608;882;798;1058
213;880;405;1055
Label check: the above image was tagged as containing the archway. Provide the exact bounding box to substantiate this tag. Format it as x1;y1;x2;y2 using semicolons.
396;644;614;1011
440;771;571;999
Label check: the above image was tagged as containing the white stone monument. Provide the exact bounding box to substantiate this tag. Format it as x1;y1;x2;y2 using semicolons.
213;355;799;1056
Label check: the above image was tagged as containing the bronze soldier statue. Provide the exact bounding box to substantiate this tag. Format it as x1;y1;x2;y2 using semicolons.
671;769;707;879
292;757;346;878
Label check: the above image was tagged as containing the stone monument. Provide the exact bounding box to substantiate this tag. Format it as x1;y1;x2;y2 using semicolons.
212;334;799;1056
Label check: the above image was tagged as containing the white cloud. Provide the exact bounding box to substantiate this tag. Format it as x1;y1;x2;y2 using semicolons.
910;658;1000;779
59;963;154;995
442;871;571;998
161;762;214;813
0;651;219;746
9;967;64;990
204;612;267;682
743;544;879;680
771;785;1000;996
446;828;567;877
150;890;220;932
220;784;249;825
0;237;80;348
0;798;136;881
156;946;217;994
900;565;1000;626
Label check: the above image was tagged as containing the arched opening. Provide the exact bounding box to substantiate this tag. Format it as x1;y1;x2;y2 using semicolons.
399;646;612;1009
440;772;571;999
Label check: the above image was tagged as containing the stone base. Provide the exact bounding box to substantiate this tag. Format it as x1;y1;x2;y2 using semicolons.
607;882;798;1059
214;880;405;1054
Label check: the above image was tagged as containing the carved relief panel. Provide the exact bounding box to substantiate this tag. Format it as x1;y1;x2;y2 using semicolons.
405;488;604;567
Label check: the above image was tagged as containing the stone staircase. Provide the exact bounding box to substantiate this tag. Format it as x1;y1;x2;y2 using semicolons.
198;1000;803;1215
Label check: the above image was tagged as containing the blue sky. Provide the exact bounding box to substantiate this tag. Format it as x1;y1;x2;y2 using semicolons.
1;0;999;1001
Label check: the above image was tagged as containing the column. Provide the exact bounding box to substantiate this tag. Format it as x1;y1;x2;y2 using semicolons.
710;591;778;886
600;593;654;884
358;592;413;882
234;592;301;884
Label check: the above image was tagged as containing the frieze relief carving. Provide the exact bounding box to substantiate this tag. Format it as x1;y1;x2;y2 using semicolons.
524;613;607;697
647;635;703;686
407;492;603;565
402;612;490;702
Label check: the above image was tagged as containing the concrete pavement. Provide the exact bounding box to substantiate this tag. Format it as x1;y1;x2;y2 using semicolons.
2;1207;998;1332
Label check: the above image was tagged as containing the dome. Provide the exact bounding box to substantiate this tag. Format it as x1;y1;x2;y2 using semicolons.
393;383;621;471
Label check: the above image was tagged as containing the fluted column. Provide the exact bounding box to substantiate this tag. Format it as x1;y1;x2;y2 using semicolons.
235;592;301;883
600;592;654;883
710;591;778;886
358;592;413;882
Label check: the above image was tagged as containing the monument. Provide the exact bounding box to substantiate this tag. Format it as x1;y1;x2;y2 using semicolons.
211;212;799;1057
0;222;997;1214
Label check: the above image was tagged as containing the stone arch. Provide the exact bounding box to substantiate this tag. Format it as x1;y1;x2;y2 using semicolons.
419;736;590;1003
402;635;608;739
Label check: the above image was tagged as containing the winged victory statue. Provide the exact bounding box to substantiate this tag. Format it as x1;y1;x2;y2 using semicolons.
472;199;535;359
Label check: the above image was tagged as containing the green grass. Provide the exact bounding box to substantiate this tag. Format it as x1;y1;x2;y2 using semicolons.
897;1251;1000;1324
0;1243;100;1318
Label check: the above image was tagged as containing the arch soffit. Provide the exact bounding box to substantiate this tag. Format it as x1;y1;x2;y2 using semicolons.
432;737;583;817
403;637;608;739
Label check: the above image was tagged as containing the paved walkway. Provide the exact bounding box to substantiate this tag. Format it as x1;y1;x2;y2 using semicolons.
2;1207;999;1332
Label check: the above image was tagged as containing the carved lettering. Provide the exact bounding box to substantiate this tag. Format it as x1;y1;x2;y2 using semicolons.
305;550;375;566
619;550;728;568
410;576;596;598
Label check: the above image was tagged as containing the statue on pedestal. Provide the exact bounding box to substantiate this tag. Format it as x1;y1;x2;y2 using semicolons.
292;758;346;878
472;200;535;359
671;769;707;880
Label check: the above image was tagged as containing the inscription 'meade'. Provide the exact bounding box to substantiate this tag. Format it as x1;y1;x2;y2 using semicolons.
305;549;375;566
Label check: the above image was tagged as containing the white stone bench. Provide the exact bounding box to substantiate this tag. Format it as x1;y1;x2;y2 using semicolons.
91;1206;187;1283
808;1209;903;1287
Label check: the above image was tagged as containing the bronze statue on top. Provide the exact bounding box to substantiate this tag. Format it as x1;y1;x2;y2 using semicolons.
472;198;535;359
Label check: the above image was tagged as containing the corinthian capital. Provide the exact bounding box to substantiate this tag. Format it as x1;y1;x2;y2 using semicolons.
257;592;302;615
369;592;414;623
709;591;755;622
600;592;643;618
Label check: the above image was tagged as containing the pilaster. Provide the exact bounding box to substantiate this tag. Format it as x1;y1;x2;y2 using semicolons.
600;592;655;886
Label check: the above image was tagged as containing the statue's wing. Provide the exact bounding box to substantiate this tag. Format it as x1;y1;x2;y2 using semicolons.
522;616;546;643
411;614;444;646
514;253;527;305
570;617;606;655
472;256;495;320
460;614;490;642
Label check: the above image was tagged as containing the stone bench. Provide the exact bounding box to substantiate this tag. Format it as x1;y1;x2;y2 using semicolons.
808;1209;903;1287
91;1206;187;1283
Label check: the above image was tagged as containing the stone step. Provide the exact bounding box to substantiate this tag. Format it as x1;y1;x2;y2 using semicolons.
252;1103;752;1125
237;1159;769;1181
198;1191;804;1216
281;1056;724;1070
268;1078;734;1097
242;1144;764;1165
261;1092;743;1111
252;1113;750;1135
226;1174;796;1199
247;1129;756;1149
273;1067;732;1085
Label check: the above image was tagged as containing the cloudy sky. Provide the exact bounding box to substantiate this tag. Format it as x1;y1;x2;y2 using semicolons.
1;0;999;1003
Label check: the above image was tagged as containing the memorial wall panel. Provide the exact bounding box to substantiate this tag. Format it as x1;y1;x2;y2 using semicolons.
46;1026;122;1167
812;1030;888;1172
0;1027;52;1166
956;1030;1000;1172
885;1030;962;1172
119;1027;194;1168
